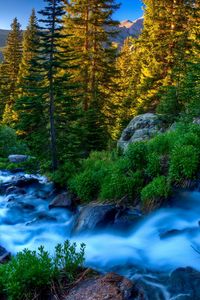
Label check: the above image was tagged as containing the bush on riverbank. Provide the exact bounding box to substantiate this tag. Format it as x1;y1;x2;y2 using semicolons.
68;123;200;211
0;241;85;300
0;126;28;158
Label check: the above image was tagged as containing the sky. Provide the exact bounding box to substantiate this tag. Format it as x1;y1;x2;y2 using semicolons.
0;0;144;30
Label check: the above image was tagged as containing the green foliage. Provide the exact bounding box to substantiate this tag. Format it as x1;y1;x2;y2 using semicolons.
146;153;162;178
48;161;78;187
169;145;199;182
100;168;143;201
141;176;171;211
68;151;117;201
54;240;85;282
69;122;200;211
126;142;147;170
0;241;85;300
147;132;171;155
0;126;27;157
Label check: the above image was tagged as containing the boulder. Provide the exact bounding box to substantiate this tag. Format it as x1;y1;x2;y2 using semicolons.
72;204;117;235
118;113;166;151
5;186;26;196
73;204;142;235
193;117;200;125
64;272;145;300
169;267;200;300
14;176;39;187
8;155;28;163
49;192;74;210
0;245;10;263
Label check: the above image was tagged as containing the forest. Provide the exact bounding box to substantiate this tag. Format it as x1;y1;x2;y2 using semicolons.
0;0;199;299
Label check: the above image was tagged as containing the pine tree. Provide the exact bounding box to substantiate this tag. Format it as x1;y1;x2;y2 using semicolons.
0;18;22;125
16;0;80;169
128;0;198;114
18;9;39;91
156;0;200;119
63;0;120;151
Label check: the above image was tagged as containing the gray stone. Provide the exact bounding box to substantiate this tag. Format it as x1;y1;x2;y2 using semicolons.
8;155;29;163
73;204;117;235
0;245;10;263
193;117;200;125
49;192;73;210
118;113;166;151
169;267;200;300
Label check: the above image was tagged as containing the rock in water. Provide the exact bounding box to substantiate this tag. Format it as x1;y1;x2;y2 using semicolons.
169;267;200;300
73;204;117;235
118;113;166;151
0;245;10;263
8;155;29;163
49;192;73;210
64;272;145;300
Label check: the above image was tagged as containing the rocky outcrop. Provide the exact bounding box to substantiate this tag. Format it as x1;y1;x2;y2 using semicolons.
49;192;74;210
0;245;10;263
193;117;200;125
8;155;29;163
73;204;117;234
72;204;142;235
169;267;200;300
64;272;145;300
118;113;166;151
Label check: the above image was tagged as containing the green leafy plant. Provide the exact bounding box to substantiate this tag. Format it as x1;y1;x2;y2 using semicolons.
0;241;85;300
169;145;199;181
126;142;147;170
0;126;28;157
141;176;171;212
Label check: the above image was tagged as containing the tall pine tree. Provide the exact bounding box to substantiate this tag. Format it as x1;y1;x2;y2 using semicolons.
16;0;80;169
127;0;198;115
0;18;22;125
63;0;120;151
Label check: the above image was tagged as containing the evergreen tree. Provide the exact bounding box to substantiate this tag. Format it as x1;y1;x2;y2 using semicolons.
18;9;39;91
0;18;22;125
15;0;80;169
63;0;120;151
128;0;198;114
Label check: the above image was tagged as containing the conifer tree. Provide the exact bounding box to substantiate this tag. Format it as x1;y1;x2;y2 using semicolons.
16;0;80;169
128;0;198;114
63;0;120;150
0;18;22;125
18;9;39;91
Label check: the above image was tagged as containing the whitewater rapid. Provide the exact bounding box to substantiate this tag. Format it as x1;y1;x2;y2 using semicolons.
0;170;200;276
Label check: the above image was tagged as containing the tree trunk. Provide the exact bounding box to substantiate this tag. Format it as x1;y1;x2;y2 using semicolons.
49;0;58;170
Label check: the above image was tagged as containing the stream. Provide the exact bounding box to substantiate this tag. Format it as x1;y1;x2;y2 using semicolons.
0;170;200;299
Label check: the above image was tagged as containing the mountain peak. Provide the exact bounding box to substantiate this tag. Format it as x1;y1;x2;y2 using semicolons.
119;20;134;28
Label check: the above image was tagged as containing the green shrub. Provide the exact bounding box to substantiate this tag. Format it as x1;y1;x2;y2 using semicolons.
68;151;116;201
100;169;144;201
0;126;28;157
141;176;171;212
169;145;199;181
68;168;102;202
146;153;162;178
147;133;171;155
0;241;85;300
48;161;78;187
126;142;147;170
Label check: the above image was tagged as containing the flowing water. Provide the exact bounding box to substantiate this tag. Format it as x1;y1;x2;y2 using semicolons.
0;170;200;299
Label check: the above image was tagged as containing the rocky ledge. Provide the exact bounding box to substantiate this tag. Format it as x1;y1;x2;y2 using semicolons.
118;113;167;151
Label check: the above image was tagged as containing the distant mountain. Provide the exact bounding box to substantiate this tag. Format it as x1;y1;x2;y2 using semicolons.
113;17;144;46
0;17;143;61
0;29;10;61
